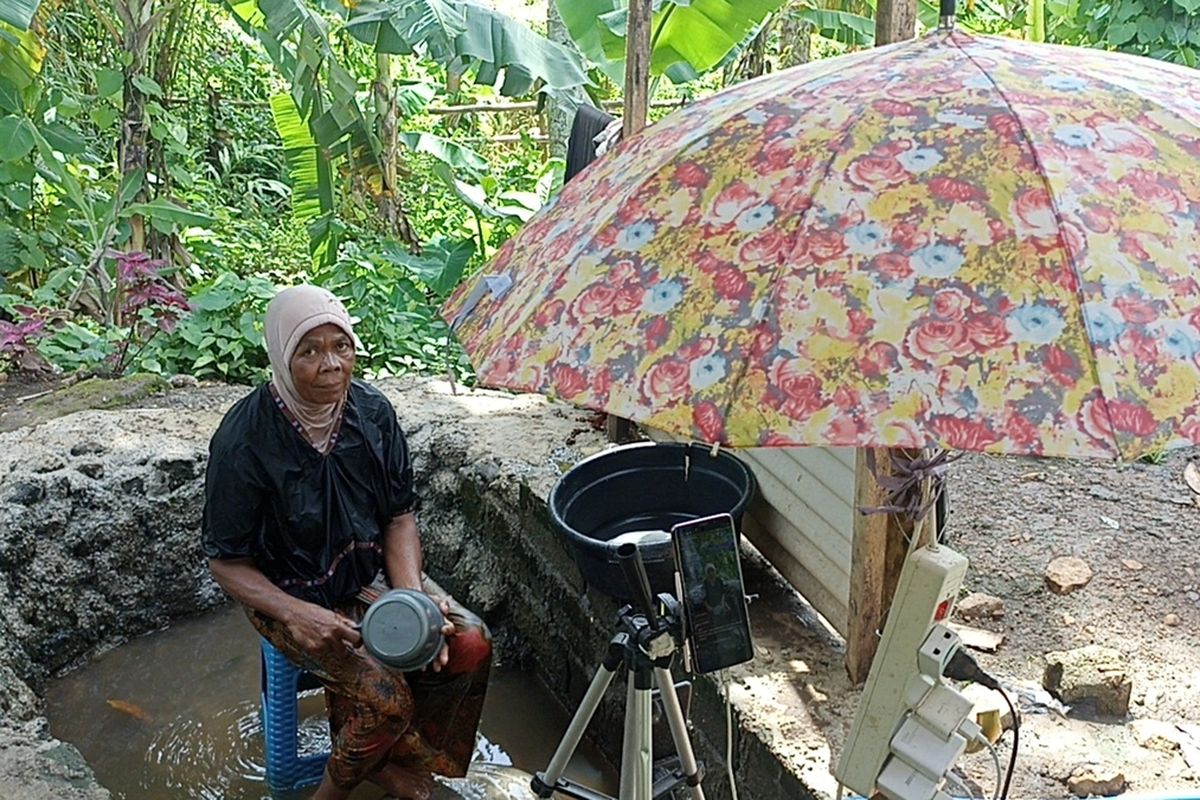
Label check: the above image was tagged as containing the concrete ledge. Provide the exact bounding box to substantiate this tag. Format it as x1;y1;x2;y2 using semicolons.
0;377;842;799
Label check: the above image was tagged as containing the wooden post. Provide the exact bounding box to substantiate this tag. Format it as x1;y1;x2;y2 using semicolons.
873;0;918;46
846;449;935;684
844;0;924;685
622;0;652;137
605;0;653;444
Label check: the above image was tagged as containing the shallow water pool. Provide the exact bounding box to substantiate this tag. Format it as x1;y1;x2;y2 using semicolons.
46;604;615;799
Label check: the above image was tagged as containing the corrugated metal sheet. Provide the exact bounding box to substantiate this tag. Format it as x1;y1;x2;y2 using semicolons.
644;429;856;637
737;448;855;636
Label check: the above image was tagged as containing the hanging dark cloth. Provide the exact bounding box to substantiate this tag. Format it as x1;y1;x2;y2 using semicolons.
565;105;618;183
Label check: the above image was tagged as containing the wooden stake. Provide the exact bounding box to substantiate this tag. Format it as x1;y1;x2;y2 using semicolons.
873;0;918;46
606;0;653;445
845;0;924;685
623;0;652;137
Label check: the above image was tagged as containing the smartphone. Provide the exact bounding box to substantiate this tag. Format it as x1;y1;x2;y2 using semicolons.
670;513;754;673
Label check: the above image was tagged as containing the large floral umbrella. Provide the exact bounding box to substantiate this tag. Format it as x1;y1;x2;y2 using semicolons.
441;29;1200;460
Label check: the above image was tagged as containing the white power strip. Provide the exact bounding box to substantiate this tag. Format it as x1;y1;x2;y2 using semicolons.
834;545;968;797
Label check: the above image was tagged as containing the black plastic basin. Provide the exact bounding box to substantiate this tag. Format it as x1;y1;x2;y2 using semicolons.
548;442;757;601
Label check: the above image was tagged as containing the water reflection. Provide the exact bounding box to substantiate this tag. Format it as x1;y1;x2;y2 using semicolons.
46;604;614;799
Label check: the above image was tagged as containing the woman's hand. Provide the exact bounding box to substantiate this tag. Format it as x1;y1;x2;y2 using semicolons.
284;601;362;656
428;597;456;672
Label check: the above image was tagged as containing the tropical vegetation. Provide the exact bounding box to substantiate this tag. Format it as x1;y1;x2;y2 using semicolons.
0;0;1194;386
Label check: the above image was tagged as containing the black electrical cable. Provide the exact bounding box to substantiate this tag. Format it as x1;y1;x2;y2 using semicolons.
997;685;1020;800
945;650;1021;800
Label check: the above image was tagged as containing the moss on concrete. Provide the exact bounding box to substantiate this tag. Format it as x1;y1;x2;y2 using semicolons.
0;375;168;433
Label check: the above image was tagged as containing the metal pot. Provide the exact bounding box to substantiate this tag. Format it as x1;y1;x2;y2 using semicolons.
359;589;445;672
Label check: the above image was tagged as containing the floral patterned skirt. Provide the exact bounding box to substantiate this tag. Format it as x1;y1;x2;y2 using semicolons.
247;575;492;790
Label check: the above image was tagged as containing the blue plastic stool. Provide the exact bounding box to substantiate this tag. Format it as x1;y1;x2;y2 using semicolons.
259;639;330;794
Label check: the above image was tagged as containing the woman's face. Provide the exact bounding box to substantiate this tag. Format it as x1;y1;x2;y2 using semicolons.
290;323;355;404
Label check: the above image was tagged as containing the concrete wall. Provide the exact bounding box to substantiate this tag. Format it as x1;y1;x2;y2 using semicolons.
0;378;822;800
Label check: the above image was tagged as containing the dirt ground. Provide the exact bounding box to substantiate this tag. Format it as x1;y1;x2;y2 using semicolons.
5;374;1199;798
728;447;1200;800
938;449;1200;798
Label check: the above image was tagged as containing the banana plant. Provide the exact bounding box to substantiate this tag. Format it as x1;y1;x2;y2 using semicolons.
555;0;791;84
0;0;38;29
226;0;588;267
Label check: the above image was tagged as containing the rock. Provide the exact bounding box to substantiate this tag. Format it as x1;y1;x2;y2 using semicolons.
1131;719;1182;752
956;592;1005;620
1046;556;1094;595
1087;485;1122;502
1043;646;1132;717
1120;559;1144;572
1067;765;1127;797
75;463;104;480
30;454;66;474
1165;613;1180;627
69;442;106;457
168;374;200;389
4;482;43;506
948;622;1005;653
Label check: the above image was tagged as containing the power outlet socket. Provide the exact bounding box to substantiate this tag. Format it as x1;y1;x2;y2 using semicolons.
833;545;968;796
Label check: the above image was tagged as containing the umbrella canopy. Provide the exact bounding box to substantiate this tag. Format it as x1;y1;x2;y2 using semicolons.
442;30;1200;460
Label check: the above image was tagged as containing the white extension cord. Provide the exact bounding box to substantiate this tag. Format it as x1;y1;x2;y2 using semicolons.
721;669;740;800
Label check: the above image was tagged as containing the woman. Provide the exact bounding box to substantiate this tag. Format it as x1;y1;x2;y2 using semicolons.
202;285;490;800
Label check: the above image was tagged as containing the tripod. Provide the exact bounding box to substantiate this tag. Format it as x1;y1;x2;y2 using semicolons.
532;543;706;800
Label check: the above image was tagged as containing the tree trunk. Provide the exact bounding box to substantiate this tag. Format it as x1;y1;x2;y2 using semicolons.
546;0;586;164
372;52;420;252
115;0;157;325
874;0;918;46
778;2;812;69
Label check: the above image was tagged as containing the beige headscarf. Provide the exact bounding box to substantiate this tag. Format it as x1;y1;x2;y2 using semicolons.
264;285;362;453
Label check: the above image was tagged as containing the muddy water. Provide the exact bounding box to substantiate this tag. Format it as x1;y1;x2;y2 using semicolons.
46;605;616;799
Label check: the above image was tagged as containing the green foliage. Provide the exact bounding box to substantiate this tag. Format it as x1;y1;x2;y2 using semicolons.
311;237;470;379
346;0;589;97
143;271;276;382
556;0;789;84
1047;0;1200;66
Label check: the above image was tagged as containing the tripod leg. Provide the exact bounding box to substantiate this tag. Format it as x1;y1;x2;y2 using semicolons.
538;660;618;791
621;667;654;800
653;667;705;800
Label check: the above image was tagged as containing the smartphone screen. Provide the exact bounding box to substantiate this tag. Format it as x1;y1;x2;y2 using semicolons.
671;513;754;673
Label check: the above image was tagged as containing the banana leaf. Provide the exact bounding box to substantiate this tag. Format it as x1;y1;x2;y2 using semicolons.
0;0;39;30
270;92;338;262
557;0;787;85
396;131;487;174
794;7;877;47
345;0;588;97
0;21;43;94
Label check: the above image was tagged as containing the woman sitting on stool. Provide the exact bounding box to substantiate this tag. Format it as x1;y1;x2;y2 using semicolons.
202;284;491;800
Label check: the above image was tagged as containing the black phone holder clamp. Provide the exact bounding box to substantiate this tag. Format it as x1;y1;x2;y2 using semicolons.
532;543;706;800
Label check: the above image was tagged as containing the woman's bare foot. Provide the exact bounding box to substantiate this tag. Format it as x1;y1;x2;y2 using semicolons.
370;763;435;800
